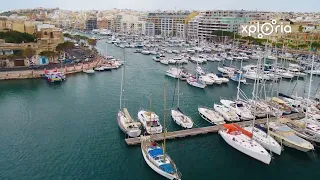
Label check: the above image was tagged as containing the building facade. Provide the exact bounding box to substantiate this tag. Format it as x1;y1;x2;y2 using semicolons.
145;22;155;36
146;12;190;36
86;17;97;31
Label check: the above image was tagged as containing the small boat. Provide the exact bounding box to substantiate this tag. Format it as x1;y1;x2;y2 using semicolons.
141;50;151;55
153;56;161;62
160;59;169;65
134;49;142;53
138;110;163;134
198;106;225;125
165;68;181;78
214;104;240;122
187;76;206;89
198;75;214;85
83;69;95;74
268;122;314;152
219;124;271;164
118;108;142;137
220;100;254;120
171;108;194;128
94;67;105;71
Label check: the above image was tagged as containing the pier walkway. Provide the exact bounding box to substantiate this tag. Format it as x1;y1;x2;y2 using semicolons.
125;113;305;145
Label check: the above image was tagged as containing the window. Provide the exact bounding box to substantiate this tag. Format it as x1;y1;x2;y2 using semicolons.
44;31;47;35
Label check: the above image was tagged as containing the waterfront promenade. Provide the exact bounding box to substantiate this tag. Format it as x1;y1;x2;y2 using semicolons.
0;56;104;80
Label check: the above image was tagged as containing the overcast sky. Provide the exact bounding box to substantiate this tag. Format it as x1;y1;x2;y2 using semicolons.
1;0;319;12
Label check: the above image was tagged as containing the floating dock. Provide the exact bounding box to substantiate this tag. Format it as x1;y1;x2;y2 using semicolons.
125;113;305;145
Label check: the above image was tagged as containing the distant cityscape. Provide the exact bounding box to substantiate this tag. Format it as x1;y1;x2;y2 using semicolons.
0;7;320;68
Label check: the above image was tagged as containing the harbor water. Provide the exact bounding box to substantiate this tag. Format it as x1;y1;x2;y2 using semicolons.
0;40;320;180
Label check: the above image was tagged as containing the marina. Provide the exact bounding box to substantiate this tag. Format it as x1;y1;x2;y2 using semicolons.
125;113;305;145
1;39;320;180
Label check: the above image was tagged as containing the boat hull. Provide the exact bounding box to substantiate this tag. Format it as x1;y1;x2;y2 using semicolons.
219;130;271;164
117;112;141;138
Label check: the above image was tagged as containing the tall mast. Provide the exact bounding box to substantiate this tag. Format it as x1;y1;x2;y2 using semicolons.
236;60;243;100
163;82;167;162
177;65;180;108
119;48;125;109
306;54;315;118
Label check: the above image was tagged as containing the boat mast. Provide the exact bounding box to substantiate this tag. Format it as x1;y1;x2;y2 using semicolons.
306;54;315;118
177;65;180;108
236;59;243;100
163;82;167;162
119;48;125;109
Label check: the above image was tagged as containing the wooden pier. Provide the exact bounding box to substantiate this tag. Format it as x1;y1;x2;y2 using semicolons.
125;113;305;145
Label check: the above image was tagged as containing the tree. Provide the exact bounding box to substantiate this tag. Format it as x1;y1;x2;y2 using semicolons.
87;39;97;46
0;31;36;43
23;47;36;65
56;42;75;59
298;25;303;33
39;51;58;63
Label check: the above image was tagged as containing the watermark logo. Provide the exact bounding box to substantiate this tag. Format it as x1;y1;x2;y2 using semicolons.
241;19;292;38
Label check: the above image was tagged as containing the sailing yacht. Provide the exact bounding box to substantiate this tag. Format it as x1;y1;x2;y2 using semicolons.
140;136;181;180
219;124;271;164
187;76;206;89
166;68;181;79
117;49;142;137
198;106;225;125
243;126;282;155
171;73;194;129
141;83;181;180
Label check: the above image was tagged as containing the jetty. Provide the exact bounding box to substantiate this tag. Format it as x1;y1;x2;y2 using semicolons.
125;113;305;145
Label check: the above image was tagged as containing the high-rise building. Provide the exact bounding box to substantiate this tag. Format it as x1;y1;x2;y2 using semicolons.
86;17;97;31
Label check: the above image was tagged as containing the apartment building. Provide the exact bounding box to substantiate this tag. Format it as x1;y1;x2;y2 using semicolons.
145;22;155;36
86;17;97;31
176;23;186;39
197;10;252;40
146;11;190;36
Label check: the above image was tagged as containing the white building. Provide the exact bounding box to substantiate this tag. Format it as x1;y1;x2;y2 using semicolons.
176;23;186;39
187;15;201;40
145;22;155;36
161;18;173;37
120;15;146;35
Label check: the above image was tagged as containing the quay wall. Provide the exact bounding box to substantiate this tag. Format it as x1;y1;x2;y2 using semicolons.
0;57;103;81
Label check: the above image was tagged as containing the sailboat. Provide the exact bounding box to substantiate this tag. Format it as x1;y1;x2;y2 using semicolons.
140;83;181;180
117;49;142;137
171;69;194;129
219;123;271;164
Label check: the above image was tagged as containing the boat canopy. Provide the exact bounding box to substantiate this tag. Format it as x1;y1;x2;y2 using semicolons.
278;93;293;99
148;147;163;158
160;164;176;174
272;97;286;104
223;124;253;138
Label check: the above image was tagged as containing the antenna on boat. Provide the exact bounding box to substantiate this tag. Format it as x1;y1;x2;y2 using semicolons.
163;82;167;162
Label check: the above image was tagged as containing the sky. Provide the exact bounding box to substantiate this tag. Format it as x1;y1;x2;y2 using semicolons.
0;0;319;12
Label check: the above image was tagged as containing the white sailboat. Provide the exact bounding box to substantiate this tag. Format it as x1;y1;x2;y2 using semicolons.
171;71;194;129
140;83;181;180
117;49;142;137
219;123;271;164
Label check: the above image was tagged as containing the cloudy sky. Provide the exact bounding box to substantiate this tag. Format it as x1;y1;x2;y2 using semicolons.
1;0;319;12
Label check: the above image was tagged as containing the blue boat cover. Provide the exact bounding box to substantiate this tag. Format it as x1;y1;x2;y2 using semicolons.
148;148;163;158
160;164;176;174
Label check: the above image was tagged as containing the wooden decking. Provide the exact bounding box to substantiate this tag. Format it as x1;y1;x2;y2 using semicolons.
125;113;305;145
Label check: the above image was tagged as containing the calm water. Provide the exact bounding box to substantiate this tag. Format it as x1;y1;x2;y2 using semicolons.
1;40;320;180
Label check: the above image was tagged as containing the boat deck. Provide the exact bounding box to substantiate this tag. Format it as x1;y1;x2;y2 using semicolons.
125;113;305;145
